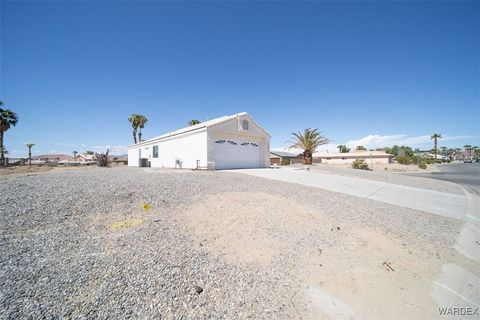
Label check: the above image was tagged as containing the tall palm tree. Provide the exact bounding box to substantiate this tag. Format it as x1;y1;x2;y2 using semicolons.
25;143;35;165
288;128;329;164
430;133;442;159
128;114;141;144
0;100;19;166
188;119;201;126
137;115;148;142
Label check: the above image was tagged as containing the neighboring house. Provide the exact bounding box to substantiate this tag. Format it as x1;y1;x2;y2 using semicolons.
59;154;96;166
312;151;393;164
270;151;302;165
421;152;448;160
127;112;271;169
110;156;128;166
31;154;70;164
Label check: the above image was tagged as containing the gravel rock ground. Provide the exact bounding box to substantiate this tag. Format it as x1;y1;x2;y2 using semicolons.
306;164;463;195
0;167;465;319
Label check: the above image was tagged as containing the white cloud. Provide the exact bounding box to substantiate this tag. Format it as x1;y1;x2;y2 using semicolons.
344;134;473;149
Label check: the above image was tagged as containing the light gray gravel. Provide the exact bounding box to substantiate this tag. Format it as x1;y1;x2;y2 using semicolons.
0;167;462;319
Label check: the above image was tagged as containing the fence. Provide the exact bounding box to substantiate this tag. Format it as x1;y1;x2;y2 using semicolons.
1;157;27;167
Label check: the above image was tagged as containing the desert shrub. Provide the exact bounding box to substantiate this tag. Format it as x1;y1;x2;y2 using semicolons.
352;159;369;170
434;159;443;164
425;158;434;164
396;155;413;165
418;162;427;169
281;158;291;165
95;149;110;167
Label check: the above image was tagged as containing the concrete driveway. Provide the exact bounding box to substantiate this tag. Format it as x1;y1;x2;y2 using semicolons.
231;167;467;220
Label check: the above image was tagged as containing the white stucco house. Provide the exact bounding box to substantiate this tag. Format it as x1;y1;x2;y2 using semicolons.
128;112;271;170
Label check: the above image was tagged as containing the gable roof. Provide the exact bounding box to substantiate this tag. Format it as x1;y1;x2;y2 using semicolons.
129;112;270;147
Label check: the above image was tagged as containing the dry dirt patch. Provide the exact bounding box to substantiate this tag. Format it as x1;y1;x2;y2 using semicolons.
182;192;324;265
182;191;454;319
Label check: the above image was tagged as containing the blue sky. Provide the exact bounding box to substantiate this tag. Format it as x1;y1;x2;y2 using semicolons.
1;1;478;156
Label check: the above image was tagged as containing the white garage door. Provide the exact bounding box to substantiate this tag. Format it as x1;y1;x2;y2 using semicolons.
213;139;261;169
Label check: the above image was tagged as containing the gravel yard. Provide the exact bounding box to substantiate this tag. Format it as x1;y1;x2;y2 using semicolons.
0;167;469;319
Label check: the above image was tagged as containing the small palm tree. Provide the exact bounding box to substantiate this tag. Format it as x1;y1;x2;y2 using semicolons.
188;119;201;126
464;145;472;159
430;133;442;159
288;129;329;164
137;115;148;142
0;100;19;166
26;143;35;165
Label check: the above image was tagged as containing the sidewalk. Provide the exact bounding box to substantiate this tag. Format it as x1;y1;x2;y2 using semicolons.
230;167;467;220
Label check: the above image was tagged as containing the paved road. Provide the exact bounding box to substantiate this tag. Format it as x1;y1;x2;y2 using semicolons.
409;163;480;195
231;167;466;220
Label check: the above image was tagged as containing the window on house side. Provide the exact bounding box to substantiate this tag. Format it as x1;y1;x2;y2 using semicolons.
153;145;158;158
242;120;249;130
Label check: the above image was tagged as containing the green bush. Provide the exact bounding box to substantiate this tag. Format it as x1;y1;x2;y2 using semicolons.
396;155;413;165
281;158;291;165
352;159;369;170
418;162;427;169
425;158;434;164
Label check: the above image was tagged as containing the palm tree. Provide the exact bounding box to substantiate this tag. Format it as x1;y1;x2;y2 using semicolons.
137;115;148;142
288;128;329;164
188;119;201;126
0;100;19;166
128;114;141;144
430;133;442;159
25;143;35;165
464;145;472;159
73;151;78;157
440;146;447;156
128;114;147;143
356;146;366;151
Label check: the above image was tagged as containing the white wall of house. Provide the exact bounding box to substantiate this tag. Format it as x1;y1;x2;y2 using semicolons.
128;129;207;168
